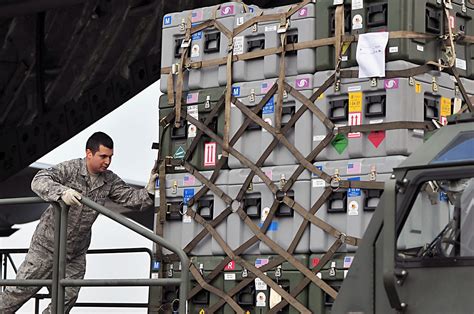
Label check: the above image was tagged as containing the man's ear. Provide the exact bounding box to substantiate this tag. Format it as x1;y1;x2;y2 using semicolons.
86;149;93;158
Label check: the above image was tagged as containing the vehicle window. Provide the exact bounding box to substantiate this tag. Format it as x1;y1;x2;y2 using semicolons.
397;177;474;260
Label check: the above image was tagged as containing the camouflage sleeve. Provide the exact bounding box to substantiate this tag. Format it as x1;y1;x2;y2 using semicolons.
108;173;153;211
31;161;72;202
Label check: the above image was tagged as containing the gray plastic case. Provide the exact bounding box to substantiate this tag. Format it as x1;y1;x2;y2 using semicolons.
310;156;406;253
160;2;253;93
228;75;313;169
221;165;311;255
155;171;228;255
312;61;456;161
232;3;317;83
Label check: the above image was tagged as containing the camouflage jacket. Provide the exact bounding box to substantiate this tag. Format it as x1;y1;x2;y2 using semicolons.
30;158;152;258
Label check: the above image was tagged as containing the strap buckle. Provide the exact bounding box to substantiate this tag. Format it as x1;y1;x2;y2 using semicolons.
277;19;289;34
443;0;453;9
330;170;341;191
249;88;256;102
172;180;178;194
431;77;439;92
179;18;186;32
181;38;191;48
171;63;181;75
339;232;347;244
370;165;377;181
279;174;286;189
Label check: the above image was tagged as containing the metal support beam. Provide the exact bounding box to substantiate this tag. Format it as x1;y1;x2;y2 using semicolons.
50;202;61;314
57;202;68;314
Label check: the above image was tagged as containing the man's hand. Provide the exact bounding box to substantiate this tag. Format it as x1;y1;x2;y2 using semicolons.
61;189;82;206
146;172;159;195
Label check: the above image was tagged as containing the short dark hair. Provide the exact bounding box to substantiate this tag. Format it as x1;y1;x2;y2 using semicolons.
86;132;113;153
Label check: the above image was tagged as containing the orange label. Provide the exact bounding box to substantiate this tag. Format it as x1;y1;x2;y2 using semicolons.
440;97;452;117
349;92;362;112
415;83;422;94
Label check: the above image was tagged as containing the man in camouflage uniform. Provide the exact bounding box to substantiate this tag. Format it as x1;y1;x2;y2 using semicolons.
0;132;158;313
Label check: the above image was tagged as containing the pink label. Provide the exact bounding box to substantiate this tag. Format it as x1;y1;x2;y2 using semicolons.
191;10;203;22
255;258;269;268
261;81;274;94
298;7;308;17
295;78;310;89
204;142;217;167
221;5;234;16
384;79;399;89
224;260;235;271
183;175;196;186
347;162;362;175
186;92;199;104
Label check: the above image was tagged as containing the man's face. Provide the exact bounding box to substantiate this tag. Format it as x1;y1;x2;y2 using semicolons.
86;145;113;174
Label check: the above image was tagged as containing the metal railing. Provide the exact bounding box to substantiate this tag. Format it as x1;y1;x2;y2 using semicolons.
0;196;189;313
1;247;154;313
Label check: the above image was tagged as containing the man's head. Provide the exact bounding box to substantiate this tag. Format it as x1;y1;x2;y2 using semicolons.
85;132;114;174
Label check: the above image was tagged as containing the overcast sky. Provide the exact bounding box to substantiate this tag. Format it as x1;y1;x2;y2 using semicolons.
3;81;161;313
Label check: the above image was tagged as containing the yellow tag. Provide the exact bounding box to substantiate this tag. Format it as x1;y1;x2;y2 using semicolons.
349;92;363;112
199;310;205;314
341;42;351;55
440;97;452;117
415;83;422;94
317;93;325;100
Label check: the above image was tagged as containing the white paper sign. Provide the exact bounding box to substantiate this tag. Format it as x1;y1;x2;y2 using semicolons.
224;273;236;280
255;278;267;290
356;32;389;78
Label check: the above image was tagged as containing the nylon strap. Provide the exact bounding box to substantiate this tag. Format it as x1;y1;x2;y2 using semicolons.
232;95;330;180
188;207;311;313
160;31;439;75
337;121;436;134
209;192;340;312
158;160;167;224
223;35;233;157
214;20;233;40
284;81;335;130
334;4;344;71
276;26;287;130
181;111;279;193
154;159;167;263
287;187;333;253
188;264;245;313
448;67;474;112
283;195;360;247
443;3;456;68
236;207;338;298
282;133;335;191
188;200;281;300
169;85;280;261
174;16;191;128
183;162;233;205
183;94;226;161
285;0;311;18
269;239;344;313
166;70;175;106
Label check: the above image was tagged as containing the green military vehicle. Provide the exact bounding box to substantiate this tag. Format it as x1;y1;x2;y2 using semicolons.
333;113;474;313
